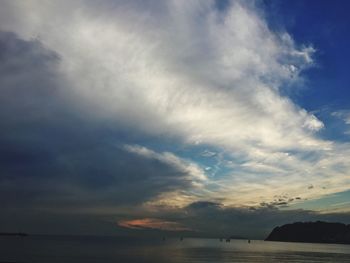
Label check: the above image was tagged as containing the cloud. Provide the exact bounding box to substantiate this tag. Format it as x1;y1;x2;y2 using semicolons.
0;0;349;232
118;218;190;231
124;145;207;182
0;1;323;150
332;110;350;136
201;150;217;158
0;32;210;212
187;201;222;210
332;110;350;125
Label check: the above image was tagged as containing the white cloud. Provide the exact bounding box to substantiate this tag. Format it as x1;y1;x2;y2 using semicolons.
124;145;207;182
0;1;322;150
332;110;350;136
332;110;350;125
1;0;349;209
201;150;217;157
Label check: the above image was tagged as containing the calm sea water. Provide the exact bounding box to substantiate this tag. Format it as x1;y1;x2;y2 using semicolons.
1;235;350;263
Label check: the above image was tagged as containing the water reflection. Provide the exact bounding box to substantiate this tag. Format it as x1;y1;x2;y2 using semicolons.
1;236;349;263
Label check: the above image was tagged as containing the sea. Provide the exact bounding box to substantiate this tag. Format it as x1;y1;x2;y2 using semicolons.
1;235;350;263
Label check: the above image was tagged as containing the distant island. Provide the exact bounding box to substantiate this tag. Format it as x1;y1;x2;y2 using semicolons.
0;232;28;237
265;221;350;244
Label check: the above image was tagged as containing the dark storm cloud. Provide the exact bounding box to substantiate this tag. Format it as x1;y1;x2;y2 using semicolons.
186;201;222;210
154;201;350;239
0;31;59;73
0;31;199;213
257;194;312;209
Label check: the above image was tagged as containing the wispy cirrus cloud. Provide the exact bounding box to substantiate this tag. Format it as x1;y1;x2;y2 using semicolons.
124;144;207;182
332;110;350;125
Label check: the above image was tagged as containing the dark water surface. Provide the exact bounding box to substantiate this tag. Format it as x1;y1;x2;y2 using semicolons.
1;235;350;263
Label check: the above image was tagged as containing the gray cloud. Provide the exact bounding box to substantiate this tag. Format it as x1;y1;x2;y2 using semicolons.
0;31;202;213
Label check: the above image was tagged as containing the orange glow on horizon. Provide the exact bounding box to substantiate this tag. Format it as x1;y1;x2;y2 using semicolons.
118;218;190;231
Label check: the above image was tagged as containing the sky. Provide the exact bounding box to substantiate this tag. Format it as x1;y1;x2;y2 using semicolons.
0;0;350;239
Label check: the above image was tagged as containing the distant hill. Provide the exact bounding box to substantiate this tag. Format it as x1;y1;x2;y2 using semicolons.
265;221;350;244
